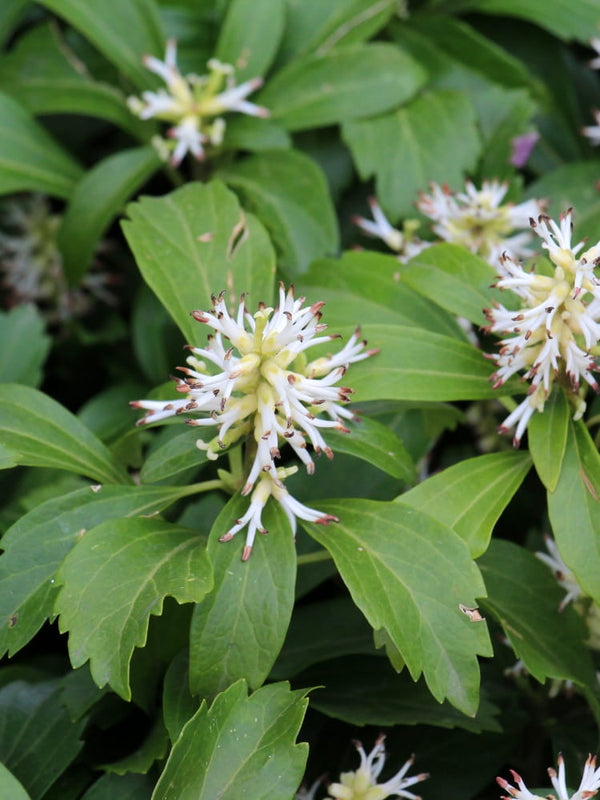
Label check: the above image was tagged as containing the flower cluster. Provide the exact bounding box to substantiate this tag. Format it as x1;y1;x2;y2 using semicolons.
484;209;600;445
326;736;428;800
131;285;375;560
497;754;600;800
416;180;544;268
352;197;430;263
127;39;269;165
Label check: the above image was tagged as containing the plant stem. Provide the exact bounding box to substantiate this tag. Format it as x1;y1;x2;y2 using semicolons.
296;549;333;566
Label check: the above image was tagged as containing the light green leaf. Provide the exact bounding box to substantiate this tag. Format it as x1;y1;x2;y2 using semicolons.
0;91;82;198
38;0;166;89
304;499;492;715
0;384;129;483
343;89;481;218
151;680;308;800
56;517;213;699
0;306;50;388
59;146;161;285
218;149;338;276
548;420;600;605
214;0;285;82
479;540;597;687
223;116;290;152
0;484;201;658
259;43;426;131
0;0;28;47
81;773;155;800
122;181;277;346
528;386;569;491
0;763;31;800
140;429;210;484
400;451;531;557
189;497;296;697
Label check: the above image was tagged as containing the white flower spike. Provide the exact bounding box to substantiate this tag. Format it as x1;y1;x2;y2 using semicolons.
131;285;377;560
536;535;583;611
352;197;430;263
128;39;269;165
498;754;600;800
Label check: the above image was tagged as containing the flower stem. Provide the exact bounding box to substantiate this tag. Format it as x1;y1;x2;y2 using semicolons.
297;549;334;566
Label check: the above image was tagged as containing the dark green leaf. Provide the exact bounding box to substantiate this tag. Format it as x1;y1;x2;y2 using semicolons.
151;680;308;800
214;0;285;82
219;149;338;275
56;517;212;699
400;451;531;557
0;91;82;198
0;306;50;387
0;0;28;47
163;650;198;742
81;774;154;800
0;384;129;483
0;763;31;800
189;498;296;697
259;43;426;131
104;718;169;775
343;89;481;218
122;181;277;346
59;146;161;285
223;116;290;152
528;386;569;491
304;499;492;715
140;428;210;484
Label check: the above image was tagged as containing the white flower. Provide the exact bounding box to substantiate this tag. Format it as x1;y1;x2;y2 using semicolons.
590;37;600;69
484;209;600;445
325;736;428;800
498;754;600;800
352;198;430;262
416;180;545;268
536;535;583;611
582;109;600;146
128;40;269;164
131;285;376;560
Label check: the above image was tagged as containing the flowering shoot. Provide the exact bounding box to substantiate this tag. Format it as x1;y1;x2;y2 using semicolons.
497;754;600;800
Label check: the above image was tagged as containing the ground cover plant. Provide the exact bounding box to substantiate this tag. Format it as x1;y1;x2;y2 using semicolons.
3;1;600;798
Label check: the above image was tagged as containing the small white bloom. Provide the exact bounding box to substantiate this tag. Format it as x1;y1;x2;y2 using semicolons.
536;535;583;611
498;754;600;800
132;285;376;559
582;109;600;146
353;198;430;263
326;735;428;800
590;37;600;69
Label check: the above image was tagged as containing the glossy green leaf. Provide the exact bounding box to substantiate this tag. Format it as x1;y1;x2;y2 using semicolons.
304;499;492;714
140;428;210;484
122;181;277;346
218;149;338;275
0;681;85;799
400;451;532;557
56;517;213;699
0;484;201;658
0;24;147;136
398;244;500;325
189;497;296;697
214;0;285;82
528;386;570;491
325;415;416;483
277;0;397;63
0;306;50;388
81;773;155;800
297;655;500;731
38;0;166;89
343;89;481;218
259;43;426;131
0;763;31;800
479;540;597;686
548;421;600;605
59;146;161;285
151;680;308;800
0;384;129;483
0;91;82;198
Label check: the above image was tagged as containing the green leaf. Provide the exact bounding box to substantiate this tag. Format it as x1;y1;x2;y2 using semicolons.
548;420;600;605
398;244;499;325
0;0;28;47
0;763;31;800
189;498;296;697
122;181;277;346
325;416;416;483
343;89;481;218
163;650;198;742
0;384;129;483
218;149;338;276
297;655;500;731
223;116;290;152
59;146;161;285
56;517;212;699
526;161;600;229
479;540;597;687
0;23;147;137
0;681;85;800
400;452;531;557
0;484;200;658
528;386;569;491
259;43;426;131
0;306;50;387
304;499;492;715
151;680;308;800
277;0;398;64
81;773;155;800
0;91;82;198
38;0;166;89
140;428;210;484
104;718;169;775
214;0;285;82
